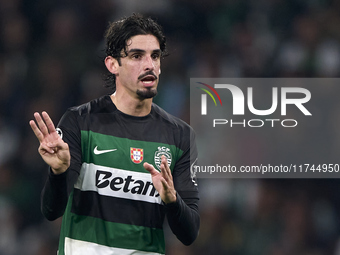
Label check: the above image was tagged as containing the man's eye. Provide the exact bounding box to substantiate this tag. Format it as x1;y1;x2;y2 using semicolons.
152;54;160;60
132;54;141;59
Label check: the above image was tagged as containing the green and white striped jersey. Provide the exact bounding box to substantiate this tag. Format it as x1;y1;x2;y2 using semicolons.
51;95;198;255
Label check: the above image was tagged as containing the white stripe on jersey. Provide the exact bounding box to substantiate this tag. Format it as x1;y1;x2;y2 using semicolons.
64;237;164;255
74;163;162;204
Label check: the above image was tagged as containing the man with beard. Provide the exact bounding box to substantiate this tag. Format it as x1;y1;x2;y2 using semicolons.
30;13;199;255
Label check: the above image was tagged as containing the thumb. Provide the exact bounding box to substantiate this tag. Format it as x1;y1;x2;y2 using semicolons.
143;162;159;175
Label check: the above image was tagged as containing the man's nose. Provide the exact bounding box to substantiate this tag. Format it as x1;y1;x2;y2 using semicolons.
144;55;155;70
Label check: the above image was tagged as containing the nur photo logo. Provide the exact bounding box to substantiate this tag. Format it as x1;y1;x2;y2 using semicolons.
190;78;337;179
195;80;312;128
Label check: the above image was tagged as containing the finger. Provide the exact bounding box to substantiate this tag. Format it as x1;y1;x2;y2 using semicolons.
29;119;45;142
42;111;57;136
143;162;159;176
39;142;55;154
55;139;69;151
40;138;69;154
161;155;170;171
34;112;49;137
160;178;170;190
161;166;173;187
160;178;177;204
160;156;172;180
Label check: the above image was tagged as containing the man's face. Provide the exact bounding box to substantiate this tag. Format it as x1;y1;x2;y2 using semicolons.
115;34;161;99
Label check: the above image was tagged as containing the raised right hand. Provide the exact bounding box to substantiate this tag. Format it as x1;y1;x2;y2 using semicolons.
29;111;70;174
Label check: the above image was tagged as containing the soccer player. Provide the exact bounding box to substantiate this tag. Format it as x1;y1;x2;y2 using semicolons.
29;13;199;254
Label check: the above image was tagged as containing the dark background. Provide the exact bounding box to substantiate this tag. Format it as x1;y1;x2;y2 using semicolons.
1;0;340;254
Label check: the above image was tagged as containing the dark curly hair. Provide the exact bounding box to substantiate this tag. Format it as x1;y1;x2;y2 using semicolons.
104;13;168;91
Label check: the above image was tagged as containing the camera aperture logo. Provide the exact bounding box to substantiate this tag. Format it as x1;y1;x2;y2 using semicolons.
196;82;312;128
196;82;223;115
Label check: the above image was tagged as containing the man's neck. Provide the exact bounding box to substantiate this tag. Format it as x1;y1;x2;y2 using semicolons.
110;92;153;117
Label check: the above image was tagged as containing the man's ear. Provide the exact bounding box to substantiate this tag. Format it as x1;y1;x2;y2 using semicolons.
105;56;119;75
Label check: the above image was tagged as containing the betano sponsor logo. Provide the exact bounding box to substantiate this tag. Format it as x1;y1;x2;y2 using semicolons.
96;170;159;198
75;163;161;204
197;82;312;128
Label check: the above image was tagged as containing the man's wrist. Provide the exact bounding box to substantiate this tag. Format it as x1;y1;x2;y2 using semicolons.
50;167;68;177
163;191;177;205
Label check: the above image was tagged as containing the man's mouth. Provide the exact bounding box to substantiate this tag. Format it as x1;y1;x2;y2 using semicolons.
139;74;157;87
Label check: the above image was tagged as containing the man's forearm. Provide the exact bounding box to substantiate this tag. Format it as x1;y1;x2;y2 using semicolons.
41;169;70;221
165;193;200;245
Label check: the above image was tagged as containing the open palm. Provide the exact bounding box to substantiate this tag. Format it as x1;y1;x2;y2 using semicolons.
29;111;70;174
143;156;177;204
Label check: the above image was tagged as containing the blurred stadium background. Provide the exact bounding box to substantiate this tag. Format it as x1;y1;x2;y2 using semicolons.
1;0;340;254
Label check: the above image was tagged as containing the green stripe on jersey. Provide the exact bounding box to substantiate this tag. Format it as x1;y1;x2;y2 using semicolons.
67;213;164;253
81;130;183;172
58;192;165;254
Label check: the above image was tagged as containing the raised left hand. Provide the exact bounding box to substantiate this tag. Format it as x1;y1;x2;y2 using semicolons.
143;155;176;204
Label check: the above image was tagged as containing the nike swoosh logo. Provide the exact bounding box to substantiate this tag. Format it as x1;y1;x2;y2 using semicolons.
94;146;117;155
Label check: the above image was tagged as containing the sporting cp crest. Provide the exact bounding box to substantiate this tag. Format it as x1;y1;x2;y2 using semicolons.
154;146;172;170
130;148;144;164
